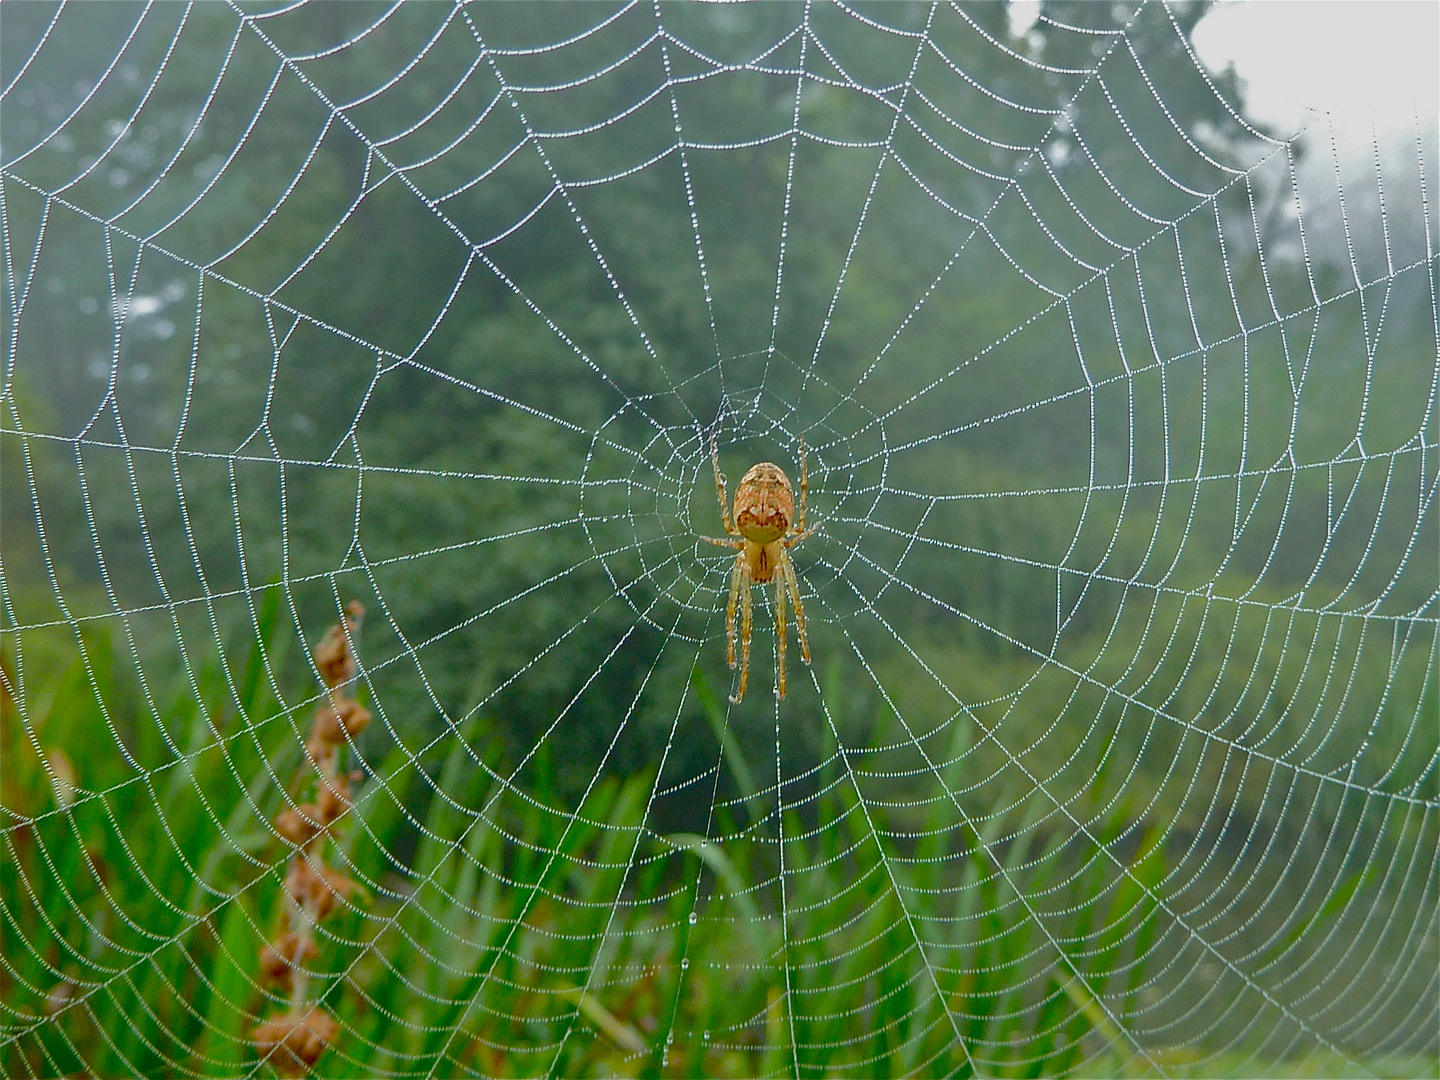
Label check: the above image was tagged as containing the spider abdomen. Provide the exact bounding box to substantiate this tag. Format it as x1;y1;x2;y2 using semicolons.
734;462;794;544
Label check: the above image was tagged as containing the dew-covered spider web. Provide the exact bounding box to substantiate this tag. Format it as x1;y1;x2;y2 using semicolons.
2;2;1437;1077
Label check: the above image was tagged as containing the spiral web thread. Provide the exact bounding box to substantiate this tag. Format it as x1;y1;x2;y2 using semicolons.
1;2;1436;1077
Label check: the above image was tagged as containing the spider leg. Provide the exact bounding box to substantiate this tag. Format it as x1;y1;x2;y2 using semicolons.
711;433;737;535
726;552;744;670
700;535;744;549
775;570;788;699
781;552;810;666
796;435;808;534
733;560;753;704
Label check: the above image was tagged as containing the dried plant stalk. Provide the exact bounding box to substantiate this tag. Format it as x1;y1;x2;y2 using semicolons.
251;602;368;1076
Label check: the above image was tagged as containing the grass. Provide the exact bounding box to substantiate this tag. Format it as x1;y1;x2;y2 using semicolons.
1;589;1434;1078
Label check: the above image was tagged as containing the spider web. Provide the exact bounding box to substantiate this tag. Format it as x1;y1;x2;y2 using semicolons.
2;2;1436;1077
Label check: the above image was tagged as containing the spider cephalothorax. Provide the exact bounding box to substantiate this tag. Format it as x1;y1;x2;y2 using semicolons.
700;437;812;702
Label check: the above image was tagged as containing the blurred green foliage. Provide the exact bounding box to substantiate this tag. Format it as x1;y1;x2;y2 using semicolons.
2;608;1433;1076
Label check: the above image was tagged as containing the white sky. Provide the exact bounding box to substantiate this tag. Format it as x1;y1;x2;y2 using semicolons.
1007;1;1438;147
1002;2;1438;273
1190;1;1438;144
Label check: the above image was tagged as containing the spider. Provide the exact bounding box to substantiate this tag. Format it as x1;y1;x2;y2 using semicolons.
700;435;813;702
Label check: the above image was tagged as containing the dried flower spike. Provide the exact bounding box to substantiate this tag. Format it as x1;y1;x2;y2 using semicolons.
254;602;366;1073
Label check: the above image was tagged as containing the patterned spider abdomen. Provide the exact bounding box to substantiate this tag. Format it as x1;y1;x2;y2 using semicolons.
734;462;794;545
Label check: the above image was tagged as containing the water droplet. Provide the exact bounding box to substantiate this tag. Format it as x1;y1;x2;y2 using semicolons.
688;911;698;925
666;1031;674;1045
680;957;689;969
703;1029;711;1041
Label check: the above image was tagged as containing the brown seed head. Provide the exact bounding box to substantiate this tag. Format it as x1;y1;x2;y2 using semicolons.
314;604;363;689
312;698;371;747
285;859;355;921
274;804;325;848
258;931;320;988
305;734;334;771
251;1007;339;1077
315;773;352;823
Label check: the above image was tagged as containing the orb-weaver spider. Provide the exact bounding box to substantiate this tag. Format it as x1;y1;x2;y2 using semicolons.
700;436;812;702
